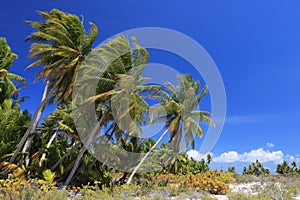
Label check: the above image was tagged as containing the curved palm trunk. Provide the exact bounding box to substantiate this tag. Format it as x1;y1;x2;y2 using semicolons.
50;142;81;171
10;83;49;164
63;110;109;187
22;82;49;168
127;129;169;185
39;129;59;168
10;78;62;164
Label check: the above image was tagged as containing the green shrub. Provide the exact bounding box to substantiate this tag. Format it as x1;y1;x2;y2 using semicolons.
227;192;249;200
156;170;234;195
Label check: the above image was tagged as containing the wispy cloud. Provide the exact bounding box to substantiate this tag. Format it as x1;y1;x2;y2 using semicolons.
266;142;274;148
224;111;300;125
225;114;273;125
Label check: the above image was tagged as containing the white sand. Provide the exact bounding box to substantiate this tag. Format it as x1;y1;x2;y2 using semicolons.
211;182;300;200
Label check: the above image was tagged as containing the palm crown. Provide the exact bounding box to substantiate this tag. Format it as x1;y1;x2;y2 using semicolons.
0;38;26;105
151;74;215;151
25;9;98;103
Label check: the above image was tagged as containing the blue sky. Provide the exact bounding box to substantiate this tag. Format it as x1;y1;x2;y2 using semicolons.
1;0;300;172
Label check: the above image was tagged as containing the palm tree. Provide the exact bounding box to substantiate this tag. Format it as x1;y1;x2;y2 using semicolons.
168;152;189;175
0;37;27;105
242;167;247;175
38;104;79;168
63;35;151;186
10;9;98;165
291;161;297;171
277;160;291;174
127;74;215;184
227;166;236;174
206;153;212;165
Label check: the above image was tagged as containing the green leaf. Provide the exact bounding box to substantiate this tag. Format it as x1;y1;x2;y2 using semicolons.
42;169;56;183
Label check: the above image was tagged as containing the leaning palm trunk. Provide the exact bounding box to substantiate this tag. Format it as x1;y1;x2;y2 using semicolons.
22;136;34;168
63;146;87;187
10;78;62;164
63;111;109;187
51;142;81;171
22;82;49;168
127;129;169;185
39;129;59;168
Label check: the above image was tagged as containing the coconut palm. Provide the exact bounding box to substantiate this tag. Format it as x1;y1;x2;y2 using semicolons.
38;104;79;168
168;152;189;175
276;160;292;174
206;153;212;165
63;35;152;186
291;161;297;171
10;9;98;165
0;38;27;105
0;38;28;174
127;74;215;184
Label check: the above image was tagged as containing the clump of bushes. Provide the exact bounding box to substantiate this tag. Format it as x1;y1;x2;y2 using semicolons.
186;170;234;195
156;170;234;195
0;178;61;199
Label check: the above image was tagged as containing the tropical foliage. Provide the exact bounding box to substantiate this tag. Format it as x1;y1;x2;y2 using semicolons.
242;160;270;176
1;8;299;199
1;8;214;186
0;38;26;105
276;160;300;174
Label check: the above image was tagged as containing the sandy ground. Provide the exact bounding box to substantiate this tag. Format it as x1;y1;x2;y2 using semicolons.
211;182;300;200
212;195;229;200
67;182;300;199
212;194;300;200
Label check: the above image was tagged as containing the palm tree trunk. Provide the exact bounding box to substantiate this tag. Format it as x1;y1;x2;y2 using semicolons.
22;137;33;168
39;129;59;168
51;142;81;171
63;145;87;187
63;110;109;187
22;82;49;168
127;129;169;185
10;78;62;164
10;83;49;164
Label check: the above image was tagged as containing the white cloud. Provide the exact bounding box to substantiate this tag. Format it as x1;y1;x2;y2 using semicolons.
285;155;300;163
266;143;274;148
187;150;212;161
187;144;300;165
285;155;295;160
212;148;284;164
213;151;241;163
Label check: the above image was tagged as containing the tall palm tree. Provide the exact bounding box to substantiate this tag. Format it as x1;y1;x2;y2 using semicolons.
0;38;27;168
63;35;151;186
127;74;215;184
0;38;27;105
10;9;98;165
